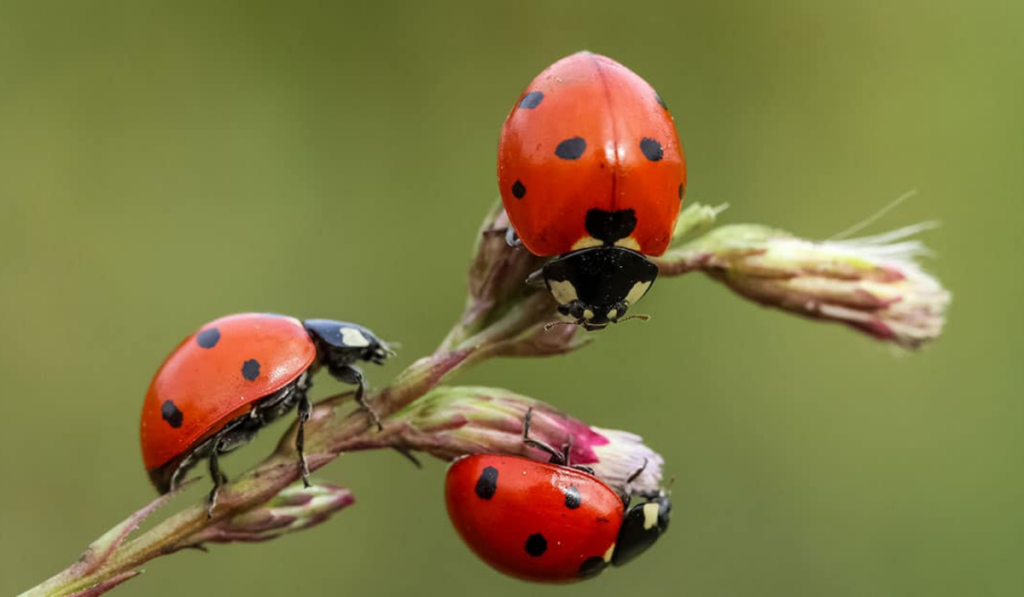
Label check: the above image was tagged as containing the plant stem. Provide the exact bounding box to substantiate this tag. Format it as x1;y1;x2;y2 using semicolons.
21;276;553;597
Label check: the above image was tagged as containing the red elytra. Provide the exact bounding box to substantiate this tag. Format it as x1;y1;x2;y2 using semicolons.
445;454;624;583
139;313;316;480
498;51;686;257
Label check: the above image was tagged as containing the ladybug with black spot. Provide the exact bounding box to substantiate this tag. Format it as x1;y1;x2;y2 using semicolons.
498;51;687;330
139;313;392;513
445;409;671;582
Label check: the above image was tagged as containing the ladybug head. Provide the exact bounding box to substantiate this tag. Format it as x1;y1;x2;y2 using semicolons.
611;492;671;567
541;247;658;331
303;319;393;368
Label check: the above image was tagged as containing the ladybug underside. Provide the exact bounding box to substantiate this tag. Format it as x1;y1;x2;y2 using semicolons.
148;373;310;493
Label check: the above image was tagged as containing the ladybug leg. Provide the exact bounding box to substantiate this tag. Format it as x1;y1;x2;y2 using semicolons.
330;364;384;431
521;407;566;465
504;226;523;248
392;446;422;468
206;437;230;518
618;458;650;506
627;459;649;485
554;425;596;475
296;393;313;488
523;409;597;472
482;224;524;248
525;268;547;289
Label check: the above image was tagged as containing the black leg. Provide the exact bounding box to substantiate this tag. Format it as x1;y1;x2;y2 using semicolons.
206;438;229;518
522;407;565;464
168;462;186;493
393;446;422;468
296;393;312;488
619;458;650;505
626;458;649;485
332;365;383;431
561;434;595;474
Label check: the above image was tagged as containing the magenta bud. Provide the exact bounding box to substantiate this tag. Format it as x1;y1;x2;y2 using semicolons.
390;386;665;496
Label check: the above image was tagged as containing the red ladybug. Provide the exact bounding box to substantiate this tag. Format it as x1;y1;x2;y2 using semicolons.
445;411;671;583
498;51;687;330
139;313;392;511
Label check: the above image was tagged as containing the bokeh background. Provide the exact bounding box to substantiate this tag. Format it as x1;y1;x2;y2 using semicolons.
1;2;1020;596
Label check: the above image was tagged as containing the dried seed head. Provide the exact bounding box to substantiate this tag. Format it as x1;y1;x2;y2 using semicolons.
659;222;950;349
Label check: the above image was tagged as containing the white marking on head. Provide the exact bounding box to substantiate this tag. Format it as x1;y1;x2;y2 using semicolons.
548;280;580;305
607;308;618;320
339;327;371;347
603;543;616;563
625;281;652;306
614;236;640;250
642;502;660;530
571;236;602;251
583;309;595;320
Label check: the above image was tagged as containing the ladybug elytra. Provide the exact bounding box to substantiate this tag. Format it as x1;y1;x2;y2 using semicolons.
498;51;687;330
139;313;392;511
444;410;671;582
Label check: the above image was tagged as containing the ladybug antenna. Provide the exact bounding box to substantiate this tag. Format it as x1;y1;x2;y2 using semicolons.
543;319;580;332
618;313;651;324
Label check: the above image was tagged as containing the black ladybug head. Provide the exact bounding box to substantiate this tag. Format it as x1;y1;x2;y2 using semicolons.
542;247;658;331
611;492;671;567
303;319;393;369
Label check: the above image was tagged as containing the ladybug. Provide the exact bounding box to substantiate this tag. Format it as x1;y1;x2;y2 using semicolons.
445;409;671;583
139;313;392;511
498;51;687;330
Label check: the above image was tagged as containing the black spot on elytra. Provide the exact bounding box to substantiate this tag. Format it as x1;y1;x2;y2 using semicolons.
195;327;220;349
678;183;684;200
161;400;183;428
585;209;637;244
654;92;668;110
579;556;608;579
511;180;526;199
475;466;498;499
555;137;586;160
565;485;582;509
519;91;544;109
524;533;548;557
640;138;664;162
241;359;261;381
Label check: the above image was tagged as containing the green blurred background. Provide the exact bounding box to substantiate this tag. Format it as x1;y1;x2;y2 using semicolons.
1;1;1020;595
